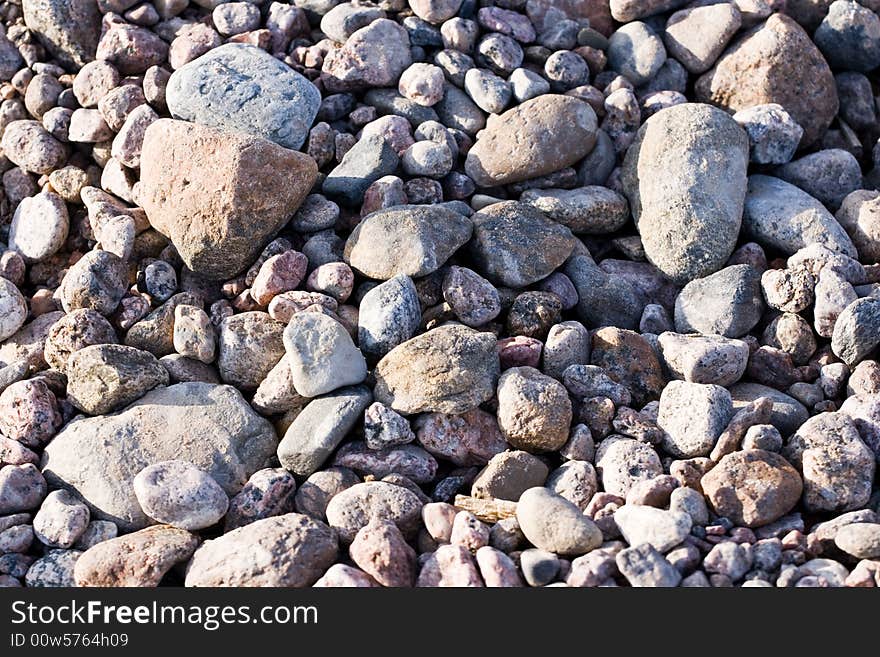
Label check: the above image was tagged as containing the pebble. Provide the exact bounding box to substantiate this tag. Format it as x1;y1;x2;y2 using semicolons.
674;265;764;338
0;379;62;448
664;4;741;74
185;514;337;587
217;312;285;391
776;149;862;212
516;487;603;556
133;460;229;530
1;120;68;175
415;408;508;467
496;367;572;453
350;518;416;587
32;490;89;549
322;19;411;93
814;0;880;72
42;383;276;531
139;119;316;279
832;297;880;367
471;450;548;502
66;344;168;415
224;468;296;532
283;313;367;397
399;62;445;107
277;385;372;478
74;525;197;587
25;550;82;587
658;381;733;458
325;481;423;543
695;14;837;147
0;278;27;342
733;104;804;165
616;543;681;587
834;523;880;559
595;436;663;498
614;506;692;553
374;325;498;415
701;450;803;528
464;95;597;187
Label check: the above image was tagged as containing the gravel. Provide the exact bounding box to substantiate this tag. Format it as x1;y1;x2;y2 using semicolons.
0;0;877;590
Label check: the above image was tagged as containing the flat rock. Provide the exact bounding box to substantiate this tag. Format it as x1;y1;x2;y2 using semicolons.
674;264;764;338
283;313;367;397
41;383;277;530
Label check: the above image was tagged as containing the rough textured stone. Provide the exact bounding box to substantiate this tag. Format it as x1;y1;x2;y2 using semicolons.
185;514;337;587
622;103;748;285
283;313;367;397
139;119;317;279
167;44;320;150
23;0;101;70
324;481;423;543
374;325;499;415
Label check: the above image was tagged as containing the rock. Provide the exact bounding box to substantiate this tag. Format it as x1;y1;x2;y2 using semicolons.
8;191;69;263
1;121;67;175
133;461;229;530
0;464;46;514
442;266;501;328
324;481;423;543
363;402;415;450
834;523;880;559
701;450;803;527
663;4;742;74
591;327;665;407
622;103;748;285
283;313;367;397
0;379;62;449
516;487;602;555
0;278;27;343
614;506;692;552
25;550;81;587
323;135;400;206
349;518;416;587
166;44;320;150
74;525;198;587
218;312;285;391
224;468;297;531
609;0;687;22
185;514;337;587
784;412;875;513
733;104;804;165
832;297;880;367
416;544;484;587
775;149;862;212
41;383;277;530
595;436;663;498
469;201;576;288
730;383;809;437
836;190;880;262
0;312;64;373
321;19;411;92
674;264;764;338
564;256;642;330
313;563;377;587
704;541;752;581
294;467;360;521
546;461;597;511
22;0;101;70
607;21;666;86
344;205;471;280
520;186;629;235
374;325;499;415
66;344;168;415
414;408;508;466
743;175;856;258
616;543;682;587
658;333;749;387
471;450;548;501
96;18;168;75
358;275;421;357
814;0;880;72
496;367;572;453
139;119;317;279
125;293;202;358
333;442;437;484
464;95;597;187
658;381;733;458
695;13;838;147
277;386;373;477
32;490;89;548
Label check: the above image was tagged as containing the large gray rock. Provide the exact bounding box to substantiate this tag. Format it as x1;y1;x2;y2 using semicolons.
283;313;367;397
622;103;749;284
185;514;338;587
277;385;373;477
41;383;277;530
23;0;101;70
166;44;320;150
742;175;857;257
